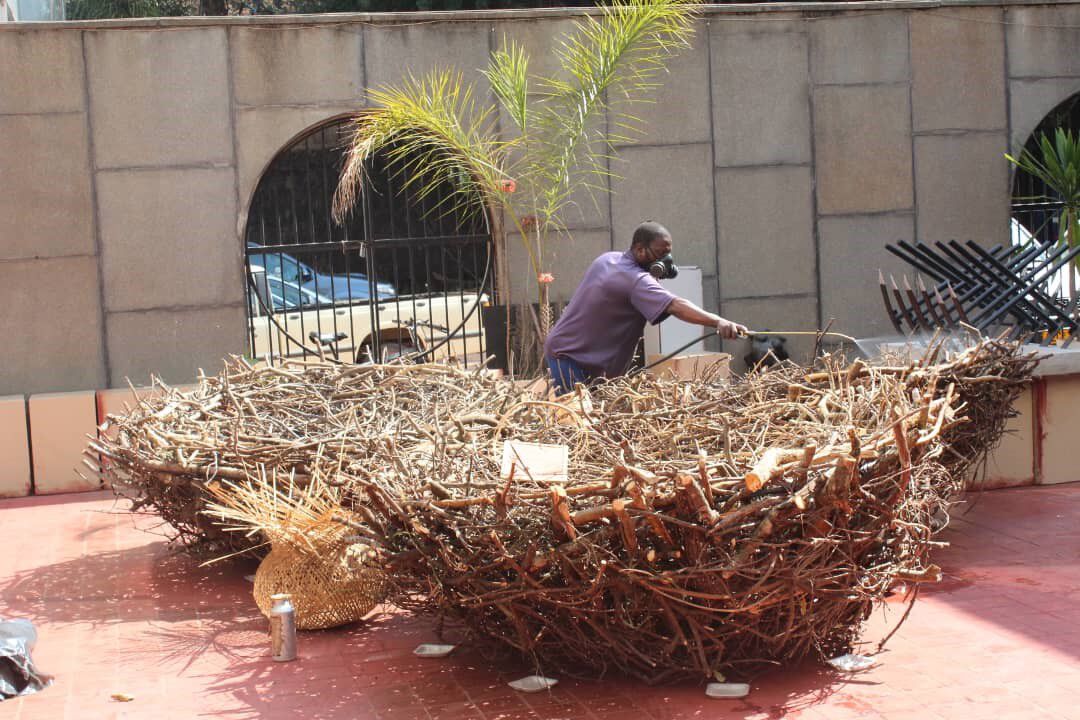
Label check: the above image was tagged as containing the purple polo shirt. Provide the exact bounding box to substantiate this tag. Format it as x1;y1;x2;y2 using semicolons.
543;250;677;377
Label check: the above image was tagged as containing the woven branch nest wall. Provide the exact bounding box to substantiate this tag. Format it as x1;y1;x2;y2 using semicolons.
88;336;1037;681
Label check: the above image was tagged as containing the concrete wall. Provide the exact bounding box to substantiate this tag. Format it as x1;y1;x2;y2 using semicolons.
1;1;1079;393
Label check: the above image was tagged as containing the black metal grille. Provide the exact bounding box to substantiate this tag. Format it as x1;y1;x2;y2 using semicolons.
243;118;493;366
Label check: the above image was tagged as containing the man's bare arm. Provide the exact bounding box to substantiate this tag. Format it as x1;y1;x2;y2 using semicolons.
666;298;748;340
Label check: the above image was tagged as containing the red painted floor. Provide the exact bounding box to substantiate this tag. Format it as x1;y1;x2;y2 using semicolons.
1;484;1078;720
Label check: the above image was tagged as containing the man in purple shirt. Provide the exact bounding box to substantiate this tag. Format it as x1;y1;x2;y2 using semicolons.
543;221;747;395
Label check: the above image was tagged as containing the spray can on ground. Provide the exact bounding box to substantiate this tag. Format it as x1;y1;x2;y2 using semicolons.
269;593;297;662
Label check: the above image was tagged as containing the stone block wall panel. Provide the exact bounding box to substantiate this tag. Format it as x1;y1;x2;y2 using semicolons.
983;386;1034;487
1006;5;1080;79
810;12;909;86
0;30;84;114
557;178;612;232
914;132;1010;246
715;165;815;299
492;16;582;86
0;256;106;396
608;18;712;147
817;212;914;340
1008;78;1080;152
28;390;100;495
710;14;806;37
0;395;31;498
611;144;715;272
364;21;492;94
814;84;913;215
0;113;94;260
710;28;811;167
230;26;364;107
85;28;232;168
106;305;246;388
1039;375;1080;484
235;104;356;213
911;8;1006;132
96;167;242;312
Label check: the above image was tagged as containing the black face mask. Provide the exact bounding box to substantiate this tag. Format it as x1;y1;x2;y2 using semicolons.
647;252;679;280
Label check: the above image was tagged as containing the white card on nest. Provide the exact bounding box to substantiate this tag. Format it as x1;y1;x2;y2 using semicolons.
507;675;558;693
500;441;569;483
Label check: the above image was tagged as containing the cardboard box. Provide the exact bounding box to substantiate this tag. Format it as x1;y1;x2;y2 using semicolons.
646;352;732;382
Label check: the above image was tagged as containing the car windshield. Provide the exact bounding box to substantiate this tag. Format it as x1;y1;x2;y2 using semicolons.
250;247;309;284
247;242;398;301
265;276;327;311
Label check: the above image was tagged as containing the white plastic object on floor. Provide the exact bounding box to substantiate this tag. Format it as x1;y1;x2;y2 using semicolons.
507;675;558;693
412;643;456;658
705;682;750;699
827;653;878;672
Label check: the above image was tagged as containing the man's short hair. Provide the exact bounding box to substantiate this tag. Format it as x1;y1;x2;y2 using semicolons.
631;221;671;249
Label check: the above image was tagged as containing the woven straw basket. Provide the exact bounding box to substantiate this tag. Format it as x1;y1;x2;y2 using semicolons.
253;540;386;630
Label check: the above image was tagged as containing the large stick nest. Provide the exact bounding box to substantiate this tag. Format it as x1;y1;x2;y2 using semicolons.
91;336;1036;682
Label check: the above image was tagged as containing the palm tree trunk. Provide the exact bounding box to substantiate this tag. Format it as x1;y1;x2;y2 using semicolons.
487;205;511;306
539;284;552;339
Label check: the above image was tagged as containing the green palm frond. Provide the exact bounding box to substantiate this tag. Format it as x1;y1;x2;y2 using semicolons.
483;40;531;135
528;0;701;226
332;69;510;225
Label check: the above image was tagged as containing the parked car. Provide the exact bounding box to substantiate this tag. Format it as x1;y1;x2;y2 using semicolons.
247;241;396;302
248;264;333;313
248;266;487;363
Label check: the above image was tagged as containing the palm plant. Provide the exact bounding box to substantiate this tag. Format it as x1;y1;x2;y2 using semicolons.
332;0;700;346
1006;127;1080;297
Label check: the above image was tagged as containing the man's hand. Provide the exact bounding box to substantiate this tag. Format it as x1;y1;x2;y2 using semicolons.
667;299;749;339
716;318;748;340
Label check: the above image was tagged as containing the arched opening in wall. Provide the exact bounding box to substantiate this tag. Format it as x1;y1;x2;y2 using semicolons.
244;117;493;366
1010;92;1080;300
